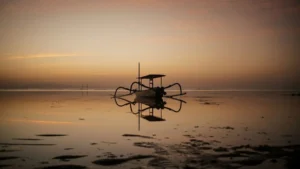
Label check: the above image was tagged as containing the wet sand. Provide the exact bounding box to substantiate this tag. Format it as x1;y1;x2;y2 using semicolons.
0;90;299;168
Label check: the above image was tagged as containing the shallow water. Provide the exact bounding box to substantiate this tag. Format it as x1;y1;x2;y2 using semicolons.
0;91;299;169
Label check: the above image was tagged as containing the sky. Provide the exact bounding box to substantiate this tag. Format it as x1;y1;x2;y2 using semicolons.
0;0;299;90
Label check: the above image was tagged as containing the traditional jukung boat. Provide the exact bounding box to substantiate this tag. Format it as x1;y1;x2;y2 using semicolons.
113;63;186;98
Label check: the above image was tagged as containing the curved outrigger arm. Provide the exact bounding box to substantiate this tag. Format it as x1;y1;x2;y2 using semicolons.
163;96;186;113
113;96;153;115
113;86;135;98
114;97;135;107
163;83;187;97
129;81;152;90
166;96;187;104
114;81;153;98
131;106;152;115
113;96;137;114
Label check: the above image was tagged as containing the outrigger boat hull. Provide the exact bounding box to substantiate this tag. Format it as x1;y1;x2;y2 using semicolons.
135;87;166;98
134;95;166;109
135;90;156;98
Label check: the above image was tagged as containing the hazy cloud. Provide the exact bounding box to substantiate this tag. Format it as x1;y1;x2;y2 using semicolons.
4;53;79;60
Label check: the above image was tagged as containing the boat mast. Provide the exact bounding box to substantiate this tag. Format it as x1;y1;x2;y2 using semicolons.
138;62;140;91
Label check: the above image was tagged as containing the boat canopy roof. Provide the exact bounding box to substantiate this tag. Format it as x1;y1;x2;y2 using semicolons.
139;74;165;79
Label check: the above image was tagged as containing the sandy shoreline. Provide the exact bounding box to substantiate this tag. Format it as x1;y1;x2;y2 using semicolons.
0;129;299;169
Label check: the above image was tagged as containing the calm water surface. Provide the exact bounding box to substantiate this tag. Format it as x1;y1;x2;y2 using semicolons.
0;91;299;169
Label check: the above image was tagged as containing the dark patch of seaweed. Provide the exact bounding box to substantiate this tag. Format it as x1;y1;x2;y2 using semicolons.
234;156;266;166
148;156;176;168
122;134;154;139
0;156;19;161
0;149;20;153
0;143;55;146
93;155;155;166
101;141;117;144
36;134;67;137
213;147;229;152
169;137;300;169
210;126;234;130
133;142;156;148
12;138;43;141
53;155;87;161
35;164;87;169
133;142;169;155
0;164;12;168
64;148;73;150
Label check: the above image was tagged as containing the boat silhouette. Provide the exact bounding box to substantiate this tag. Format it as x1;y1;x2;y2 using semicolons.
113;63;186;99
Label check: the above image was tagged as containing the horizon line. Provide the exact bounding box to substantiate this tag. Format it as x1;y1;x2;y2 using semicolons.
0;88;299;92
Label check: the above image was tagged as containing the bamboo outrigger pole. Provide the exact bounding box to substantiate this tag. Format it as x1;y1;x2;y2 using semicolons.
138;62;140;91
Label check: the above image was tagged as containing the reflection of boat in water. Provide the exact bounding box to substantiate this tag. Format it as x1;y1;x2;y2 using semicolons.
135;97;167;122
113;90;186;130
115;96;185;115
